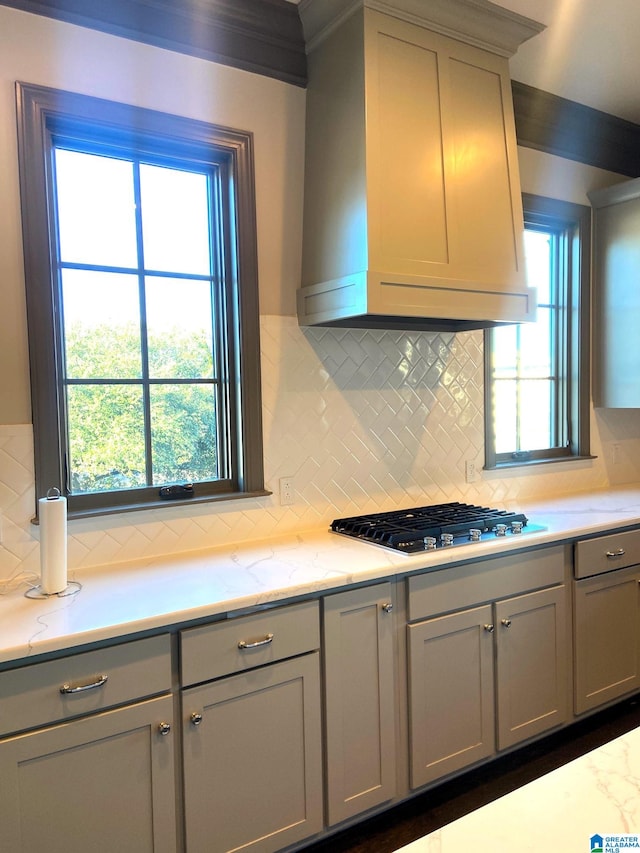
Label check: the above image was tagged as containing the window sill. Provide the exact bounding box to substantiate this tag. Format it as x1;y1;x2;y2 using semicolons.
485;454;597;472
32;488;272;523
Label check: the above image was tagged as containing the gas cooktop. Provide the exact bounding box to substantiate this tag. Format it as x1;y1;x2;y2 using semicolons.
331;502;539;554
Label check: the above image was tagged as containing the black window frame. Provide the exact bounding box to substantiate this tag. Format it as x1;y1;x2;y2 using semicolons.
16;82;267;518
484;193;592;469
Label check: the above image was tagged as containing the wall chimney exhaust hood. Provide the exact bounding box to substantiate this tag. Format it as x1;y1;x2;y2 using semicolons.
297;0;544;332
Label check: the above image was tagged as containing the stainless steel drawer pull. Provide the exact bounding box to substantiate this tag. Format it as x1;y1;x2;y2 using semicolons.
606;549;625;558
238;633;274;650
158;722;171;736
190;712;203;726
501;618;512;628
381;602;393;613
60;674;108;694
483;624;494;633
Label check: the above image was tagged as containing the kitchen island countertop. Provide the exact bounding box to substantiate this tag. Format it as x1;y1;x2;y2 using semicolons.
2;485;640;667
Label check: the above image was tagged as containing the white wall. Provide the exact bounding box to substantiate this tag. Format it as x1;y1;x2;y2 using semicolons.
0;5;638;587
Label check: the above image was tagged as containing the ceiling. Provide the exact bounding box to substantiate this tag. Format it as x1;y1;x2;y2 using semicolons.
494;0;640;125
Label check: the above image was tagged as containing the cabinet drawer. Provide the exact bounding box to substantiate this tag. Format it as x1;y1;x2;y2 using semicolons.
408;546;566;621
180;600;320;687
0;634;171;737
574;528;640;578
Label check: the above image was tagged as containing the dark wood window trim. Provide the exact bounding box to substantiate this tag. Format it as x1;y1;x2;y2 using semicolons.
484;193;592;470
1;0;307;87
16;81;266;518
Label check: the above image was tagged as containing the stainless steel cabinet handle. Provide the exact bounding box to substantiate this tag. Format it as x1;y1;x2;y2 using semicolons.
501;618;512;628
238;633;274;650
190;712;203;727
158;722;171;736
483;624;494;633
606;549;625;558
381;602;393;613
60;674;108;694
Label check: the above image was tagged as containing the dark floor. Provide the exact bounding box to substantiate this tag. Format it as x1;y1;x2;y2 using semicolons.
303;695;640;853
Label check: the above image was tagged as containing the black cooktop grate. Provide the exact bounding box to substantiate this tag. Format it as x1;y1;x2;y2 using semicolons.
331;502;529;553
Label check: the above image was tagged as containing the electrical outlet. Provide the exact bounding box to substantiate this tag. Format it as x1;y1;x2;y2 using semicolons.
465;460;480;483
279;477;295;506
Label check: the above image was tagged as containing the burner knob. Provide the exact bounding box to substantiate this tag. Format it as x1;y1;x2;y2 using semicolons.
423;536;437;550
511;521;523;534
441;533;454;547
469;528;482;542
494;524;507;537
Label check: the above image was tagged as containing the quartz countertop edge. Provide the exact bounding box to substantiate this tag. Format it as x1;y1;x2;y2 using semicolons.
2;485;640;667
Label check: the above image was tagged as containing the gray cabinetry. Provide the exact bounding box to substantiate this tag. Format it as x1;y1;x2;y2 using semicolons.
494;586;568;749
0;635;176;853
322;583;397;825
408;547;569;789
574;529;640;712
408;604;495;787
180;600;323;853
298;1;539;329
588;178;640;407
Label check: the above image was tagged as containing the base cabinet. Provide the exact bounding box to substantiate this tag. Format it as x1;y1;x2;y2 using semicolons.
407;549;569;790
0;635;176;853
574;566;640;713
494;586;568;749
0;694;177;853
323;583;397;825
180;602;323;853
408;604;495;787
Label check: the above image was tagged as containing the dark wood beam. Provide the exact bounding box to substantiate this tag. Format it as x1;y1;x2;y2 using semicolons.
1;0;307;87
5;1;640;175
512;80;640;178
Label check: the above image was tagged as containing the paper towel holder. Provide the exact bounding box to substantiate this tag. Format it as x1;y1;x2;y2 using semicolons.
25;580;82;599
26;485;82;599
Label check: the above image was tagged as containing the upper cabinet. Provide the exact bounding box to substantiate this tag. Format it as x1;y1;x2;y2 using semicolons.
589;178;640;407
297;0;544;331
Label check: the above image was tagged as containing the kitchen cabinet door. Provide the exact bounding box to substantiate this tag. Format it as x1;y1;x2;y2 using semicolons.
367;12;527;294
574;566;640;713
589;178;640;407
323;583;397;824
495;586;569;749
408;604;495;789
0;694;177;853
182;653;323;853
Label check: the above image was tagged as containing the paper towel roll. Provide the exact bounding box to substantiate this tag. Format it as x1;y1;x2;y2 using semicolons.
39;490;68;595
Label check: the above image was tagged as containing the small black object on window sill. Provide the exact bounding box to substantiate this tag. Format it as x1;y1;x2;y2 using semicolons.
159;483;195;500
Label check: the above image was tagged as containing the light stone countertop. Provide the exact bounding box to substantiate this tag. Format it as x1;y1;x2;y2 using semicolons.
395;722;640;853
2;485;640;667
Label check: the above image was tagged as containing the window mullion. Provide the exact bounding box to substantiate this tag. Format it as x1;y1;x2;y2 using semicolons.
133;160;154;487
552;230;568;448
211;166;231;482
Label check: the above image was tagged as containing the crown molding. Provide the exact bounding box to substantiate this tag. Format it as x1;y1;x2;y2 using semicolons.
512;81;640;178
4;0;640;176
1;0;307;87
298;0;544;57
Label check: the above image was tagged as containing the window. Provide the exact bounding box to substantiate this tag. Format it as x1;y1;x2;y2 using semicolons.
17;83;266;516
484;194;591;468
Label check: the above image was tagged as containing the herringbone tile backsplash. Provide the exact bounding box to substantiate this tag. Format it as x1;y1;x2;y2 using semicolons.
0;315;619;581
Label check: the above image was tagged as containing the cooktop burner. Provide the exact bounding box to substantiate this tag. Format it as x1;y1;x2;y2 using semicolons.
331;502;536;553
